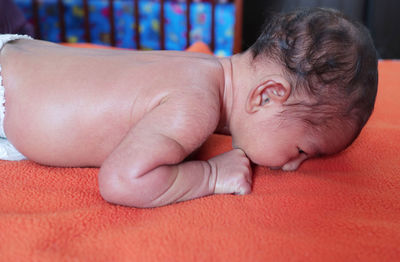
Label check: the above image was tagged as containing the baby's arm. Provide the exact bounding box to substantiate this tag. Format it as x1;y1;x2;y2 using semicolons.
98;97;252;208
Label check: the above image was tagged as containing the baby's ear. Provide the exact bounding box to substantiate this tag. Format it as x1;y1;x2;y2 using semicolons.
246;75;291;113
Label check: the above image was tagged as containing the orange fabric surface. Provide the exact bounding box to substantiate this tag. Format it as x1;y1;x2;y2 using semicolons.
1;43;400;261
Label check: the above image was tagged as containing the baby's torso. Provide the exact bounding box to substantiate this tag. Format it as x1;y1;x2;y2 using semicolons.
0;39;223;166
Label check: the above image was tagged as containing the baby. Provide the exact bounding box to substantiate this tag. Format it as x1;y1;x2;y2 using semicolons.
0;8;377;208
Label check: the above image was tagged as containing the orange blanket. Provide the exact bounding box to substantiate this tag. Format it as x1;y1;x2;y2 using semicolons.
1;44;399;261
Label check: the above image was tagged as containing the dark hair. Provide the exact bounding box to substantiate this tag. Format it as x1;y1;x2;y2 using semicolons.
250;8;378;151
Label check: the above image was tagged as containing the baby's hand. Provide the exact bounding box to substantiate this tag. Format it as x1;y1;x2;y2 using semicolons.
208;149;252;195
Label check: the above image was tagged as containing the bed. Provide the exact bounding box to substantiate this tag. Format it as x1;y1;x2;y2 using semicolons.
1;1;400;261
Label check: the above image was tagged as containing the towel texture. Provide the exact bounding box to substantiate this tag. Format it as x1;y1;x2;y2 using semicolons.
0;43;399;261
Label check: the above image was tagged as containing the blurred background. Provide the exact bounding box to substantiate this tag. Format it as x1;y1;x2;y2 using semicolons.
1;0;239;56
1;0;399;58
243;0;400;59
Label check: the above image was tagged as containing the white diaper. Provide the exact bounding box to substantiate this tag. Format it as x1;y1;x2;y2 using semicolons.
0;34;32;160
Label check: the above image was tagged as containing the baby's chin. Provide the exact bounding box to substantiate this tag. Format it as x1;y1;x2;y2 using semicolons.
268;166;282;170
247;156;278;169
247;156;297;171
233;145;283;169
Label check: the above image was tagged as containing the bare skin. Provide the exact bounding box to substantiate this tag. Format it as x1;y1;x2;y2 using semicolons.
0;39;251;208
0;39;352;208
2;39;222;166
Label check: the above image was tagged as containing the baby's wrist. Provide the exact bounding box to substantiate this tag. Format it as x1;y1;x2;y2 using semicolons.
205;160;218;194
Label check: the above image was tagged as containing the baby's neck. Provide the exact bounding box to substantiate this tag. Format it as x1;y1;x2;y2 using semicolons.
216;56;234;135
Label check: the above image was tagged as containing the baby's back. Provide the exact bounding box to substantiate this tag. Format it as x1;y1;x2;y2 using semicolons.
1;39;223;166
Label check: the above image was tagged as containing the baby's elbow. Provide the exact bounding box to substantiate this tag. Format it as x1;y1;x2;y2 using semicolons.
98;170;123;205
98;167;153;208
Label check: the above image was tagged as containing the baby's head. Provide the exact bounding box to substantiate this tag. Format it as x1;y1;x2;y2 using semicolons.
230;8;378;170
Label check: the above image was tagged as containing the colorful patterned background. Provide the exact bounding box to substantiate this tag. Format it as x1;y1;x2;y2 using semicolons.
15;0;235;56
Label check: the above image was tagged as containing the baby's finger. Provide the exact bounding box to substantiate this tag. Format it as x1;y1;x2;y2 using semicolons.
247;174;252;185
234;182;252;195
244;163;253;184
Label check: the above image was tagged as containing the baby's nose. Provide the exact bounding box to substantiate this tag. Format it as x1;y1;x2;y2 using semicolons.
282;163;299;171
281;154;308;171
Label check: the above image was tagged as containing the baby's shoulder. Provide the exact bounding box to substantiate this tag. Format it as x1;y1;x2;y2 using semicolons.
182;56;224;95
163;62;222;131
